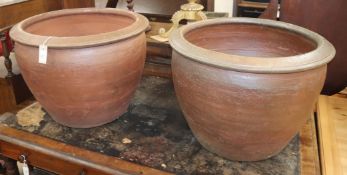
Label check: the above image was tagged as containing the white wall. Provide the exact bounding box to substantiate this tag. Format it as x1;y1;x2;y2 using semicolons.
214;0;234;17
95;0;108;8
95;0;235;17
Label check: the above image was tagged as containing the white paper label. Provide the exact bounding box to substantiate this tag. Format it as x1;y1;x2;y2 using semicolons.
38;44;48;64
22;163;30;175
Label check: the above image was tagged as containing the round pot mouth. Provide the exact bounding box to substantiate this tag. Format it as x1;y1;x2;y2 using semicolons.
169;17;336;73
10;8;149;48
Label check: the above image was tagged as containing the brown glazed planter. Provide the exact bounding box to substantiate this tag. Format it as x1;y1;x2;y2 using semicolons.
169;18;335;161
10;8;149;128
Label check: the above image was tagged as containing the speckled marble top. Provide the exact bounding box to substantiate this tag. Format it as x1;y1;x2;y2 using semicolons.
0;76;300;175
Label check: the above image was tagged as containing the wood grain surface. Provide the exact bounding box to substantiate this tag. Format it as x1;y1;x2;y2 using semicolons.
0;0;62;28
61;0;95;8
300;115;321;175
317;95;347;175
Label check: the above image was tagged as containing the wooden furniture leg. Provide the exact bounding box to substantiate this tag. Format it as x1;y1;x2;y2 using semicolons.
106;0;119;8
0;32;14;80
0;27;32;114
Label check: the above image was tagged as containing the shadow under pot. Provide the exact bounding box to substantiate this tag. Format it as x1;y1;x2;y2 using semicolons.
169;18;335;161
10;8;149;128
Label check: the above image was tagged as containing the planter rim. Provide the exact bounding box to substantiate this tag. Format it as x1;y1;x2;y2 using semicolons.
10;8;149;48
169;17;336;73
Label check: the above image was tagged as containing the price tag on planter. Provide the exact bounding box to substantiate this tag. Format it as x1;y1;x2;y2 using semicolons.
38;36;52;64
22;163;30;175
38;44;48;64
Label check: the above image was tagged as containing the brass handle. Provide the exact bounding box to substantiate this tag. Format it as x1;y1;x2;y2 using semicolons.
18;154;27;163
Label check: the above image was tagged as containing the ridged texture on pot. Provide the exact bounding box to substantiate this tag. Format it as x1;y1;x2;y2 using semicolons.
15;35;146;128
169;18;335;161
10;9;148;128
172;51;326;161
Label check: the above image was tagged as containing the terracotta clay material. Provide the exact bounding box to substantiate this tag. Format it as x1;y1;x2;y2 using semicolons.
169;18;335;161
10;8;149;128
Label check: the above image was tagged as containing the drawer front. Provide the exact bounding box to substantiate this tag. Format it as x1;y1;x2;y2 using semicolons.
0;125;171;175
0;141;113;175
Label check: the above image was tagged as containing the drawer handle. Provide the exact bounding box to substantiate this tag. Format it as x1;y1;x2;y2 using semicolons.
18;154;27;163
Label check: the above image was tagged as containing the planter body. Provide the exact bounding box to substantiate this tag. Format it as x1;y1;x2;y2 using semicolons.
10;9;149;128
280;0;347;95
170;18;335;161
172;52;325;160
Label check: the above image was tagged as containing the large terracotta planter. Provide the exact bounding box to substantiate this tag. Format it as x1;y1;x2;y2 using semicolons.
169;18;335;161
10;8;149;128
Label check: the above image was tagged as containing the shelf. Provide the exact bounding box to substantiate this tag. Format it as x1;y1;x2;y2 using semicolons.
238;0;269;9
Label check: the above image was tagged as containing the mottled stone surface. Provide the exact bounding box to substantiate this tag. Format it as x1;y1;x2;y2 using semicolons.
0;76;300;175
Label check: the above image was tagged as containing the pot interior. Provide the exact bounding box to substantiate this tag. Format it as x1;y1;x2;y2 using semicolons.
185;24;317;57
24;13;134;37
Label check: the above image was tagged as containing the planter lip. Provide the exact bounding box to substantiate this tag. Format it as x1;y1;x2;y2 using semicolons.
169;17;336;73
10;8;149;48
